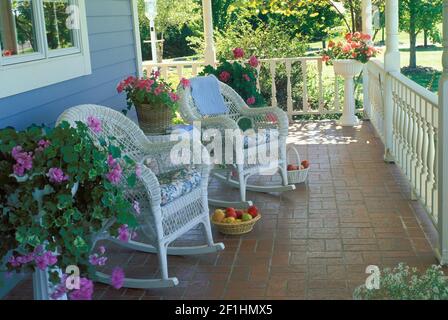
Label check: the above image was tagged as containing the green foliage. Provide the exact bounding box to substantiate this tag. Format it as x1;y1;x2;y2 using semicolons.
200;57;265;108
0;121;138;284
189;19;308;60
137;0;201;60
354;263;448;300
117;71;179;115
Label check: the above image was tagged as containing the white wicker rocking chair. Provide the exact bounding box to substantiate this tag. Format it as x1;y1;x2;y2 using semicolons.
178;76;295;207
56;104;224;289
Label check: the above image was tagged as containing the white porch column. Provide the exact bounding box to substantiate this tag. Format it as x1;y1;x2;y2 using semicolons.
383;0;400;162
202;0;216;66
362;0;373;119
438;0;448;264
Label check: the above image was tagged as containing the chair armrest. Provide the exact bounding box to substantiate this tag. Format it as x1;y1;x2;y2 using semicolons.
200;116;240;131
239;106;289;136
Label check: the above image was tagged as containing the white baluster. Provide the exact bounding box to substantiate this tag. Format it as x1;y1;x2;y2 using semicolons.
318;59;324;113
285;60;293;121
334;73;340;112
270;61;278;108
302;60;309;112
192;64;198;77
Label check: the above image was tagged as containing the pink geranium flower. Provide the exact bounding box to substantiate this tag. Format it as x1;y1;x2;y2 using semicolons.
180;77;190;89
118;224;130;242
111;267;125;289
11;146;33;176
47;167;69;184
219;71;231;82
248;55;259;68
106;163;122;185
135;164;142;178
169;92;180;102
87;116;102;134
233;47;244;59
69;277;94;300
246;96;256;105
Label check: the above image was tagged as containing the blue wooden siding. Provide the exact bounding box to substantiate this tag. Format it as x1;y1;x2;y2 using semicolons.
0;0;139;130
0;0;138;298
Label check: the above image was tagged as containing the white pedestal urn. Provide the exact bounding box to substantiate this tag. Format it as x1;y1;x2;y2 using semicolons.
333;59;364;126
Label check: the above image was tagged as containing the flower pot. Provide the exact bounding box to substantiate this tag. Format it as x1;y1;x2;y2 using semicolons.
135;102;173;135
333;59;364;127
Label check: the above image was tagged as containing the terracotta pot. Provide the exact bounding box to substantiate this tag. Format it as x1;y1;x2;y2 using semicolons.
135;103;173;135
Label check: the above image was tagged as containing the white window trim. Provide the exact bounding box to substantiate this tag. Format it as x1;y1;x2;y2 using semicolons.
0;0;91;98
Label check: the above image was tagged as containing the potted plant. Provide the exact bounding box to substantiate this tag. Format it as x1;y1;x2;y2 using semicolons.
353;263;448;300
322;32;378;126
0;118;141;300
117;70;180;135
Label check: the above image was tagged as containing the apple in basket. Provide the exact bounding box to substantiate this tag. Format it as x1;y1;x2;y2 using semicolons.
301;160;310;169
226;207;237;219
247;205;259;218
212;209;226;222
236;210;244;219
287;164;298;171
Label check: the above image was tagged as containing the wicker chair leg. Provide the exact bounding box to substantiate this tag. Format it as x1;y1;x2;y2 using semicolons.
158;243;169;279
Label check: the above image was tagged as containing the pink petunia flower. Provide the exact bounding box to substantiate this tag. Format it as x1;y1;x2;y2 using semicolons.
47;167;69;184
246;96;256;105
219;71;231;82
111;267;125;289
180;77;190;89
87;116;102;134
248;55;259;68
233;47;244;59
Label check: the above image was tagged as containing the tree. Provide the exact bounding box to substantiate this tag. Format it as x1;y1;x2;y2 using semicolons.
399;0;442;68
138;0;201;60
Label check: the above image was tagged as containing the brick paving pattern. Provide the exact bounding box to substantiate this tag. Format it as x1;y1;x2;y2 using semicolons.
4;121;439;300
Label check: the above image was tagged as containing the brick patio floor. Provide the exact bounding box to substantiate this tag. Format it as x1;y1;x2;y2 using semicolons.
4;120;439;300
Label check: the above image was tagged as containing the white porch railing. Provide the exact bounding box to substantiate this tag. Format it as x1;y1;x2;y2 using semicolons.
143;57;361;120
367;59;440;229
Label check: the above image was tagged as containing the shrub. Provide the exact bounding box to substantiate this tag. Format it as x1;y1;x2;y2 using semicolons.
353;263;448;300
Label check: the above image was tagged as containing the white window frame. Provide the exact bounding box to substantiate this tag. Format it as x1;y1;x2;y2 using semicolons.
0;0;91;98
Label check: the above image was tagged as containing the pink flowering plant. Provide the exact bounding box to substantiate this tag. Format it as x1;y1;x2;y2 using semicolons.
321;32;379;65
200;47;266;108
0;120;139;299
117;70;179;115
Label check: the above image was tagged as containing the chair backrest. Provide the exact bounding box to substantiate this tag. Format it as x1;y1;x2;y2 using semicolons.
56;104;148;162
178;76;247;123
189;75;228;116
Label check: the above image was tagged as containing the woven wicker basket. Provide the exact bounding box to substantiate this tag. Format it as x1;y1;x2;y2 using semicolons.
287;145;309;184
135;103;173;135
211;214;261;235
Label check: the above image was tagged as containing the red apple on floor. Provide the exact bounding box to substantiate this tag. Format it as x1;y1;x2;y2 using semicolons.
247;205;258;218
226;207;237;218
236;210;244;219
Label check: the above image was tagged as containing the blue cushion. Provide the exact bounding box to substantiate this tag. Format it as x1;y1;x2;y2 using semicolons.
190;75;229;115
157;167;202;206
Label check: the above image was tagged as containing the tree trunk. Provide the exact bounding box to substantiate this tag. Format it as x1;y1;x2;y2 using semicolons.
322;40;326;49
409;4;417;68
424;29;428;47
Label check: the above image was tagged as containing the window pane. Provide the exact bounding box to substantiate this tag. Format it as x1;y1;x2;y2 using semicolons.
0;0;38;57
43;0;75;50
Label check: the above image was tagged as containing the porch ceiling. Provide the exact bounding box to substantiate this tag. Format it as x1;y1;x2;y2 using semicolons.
4;120;438;300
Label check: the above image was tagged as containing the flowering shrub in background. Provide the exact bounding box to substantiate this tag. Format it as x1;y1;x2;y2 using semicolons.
321;32;378;65
200;47;266;108
353;263;448;300
117;70;180;115
0;119;140;299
